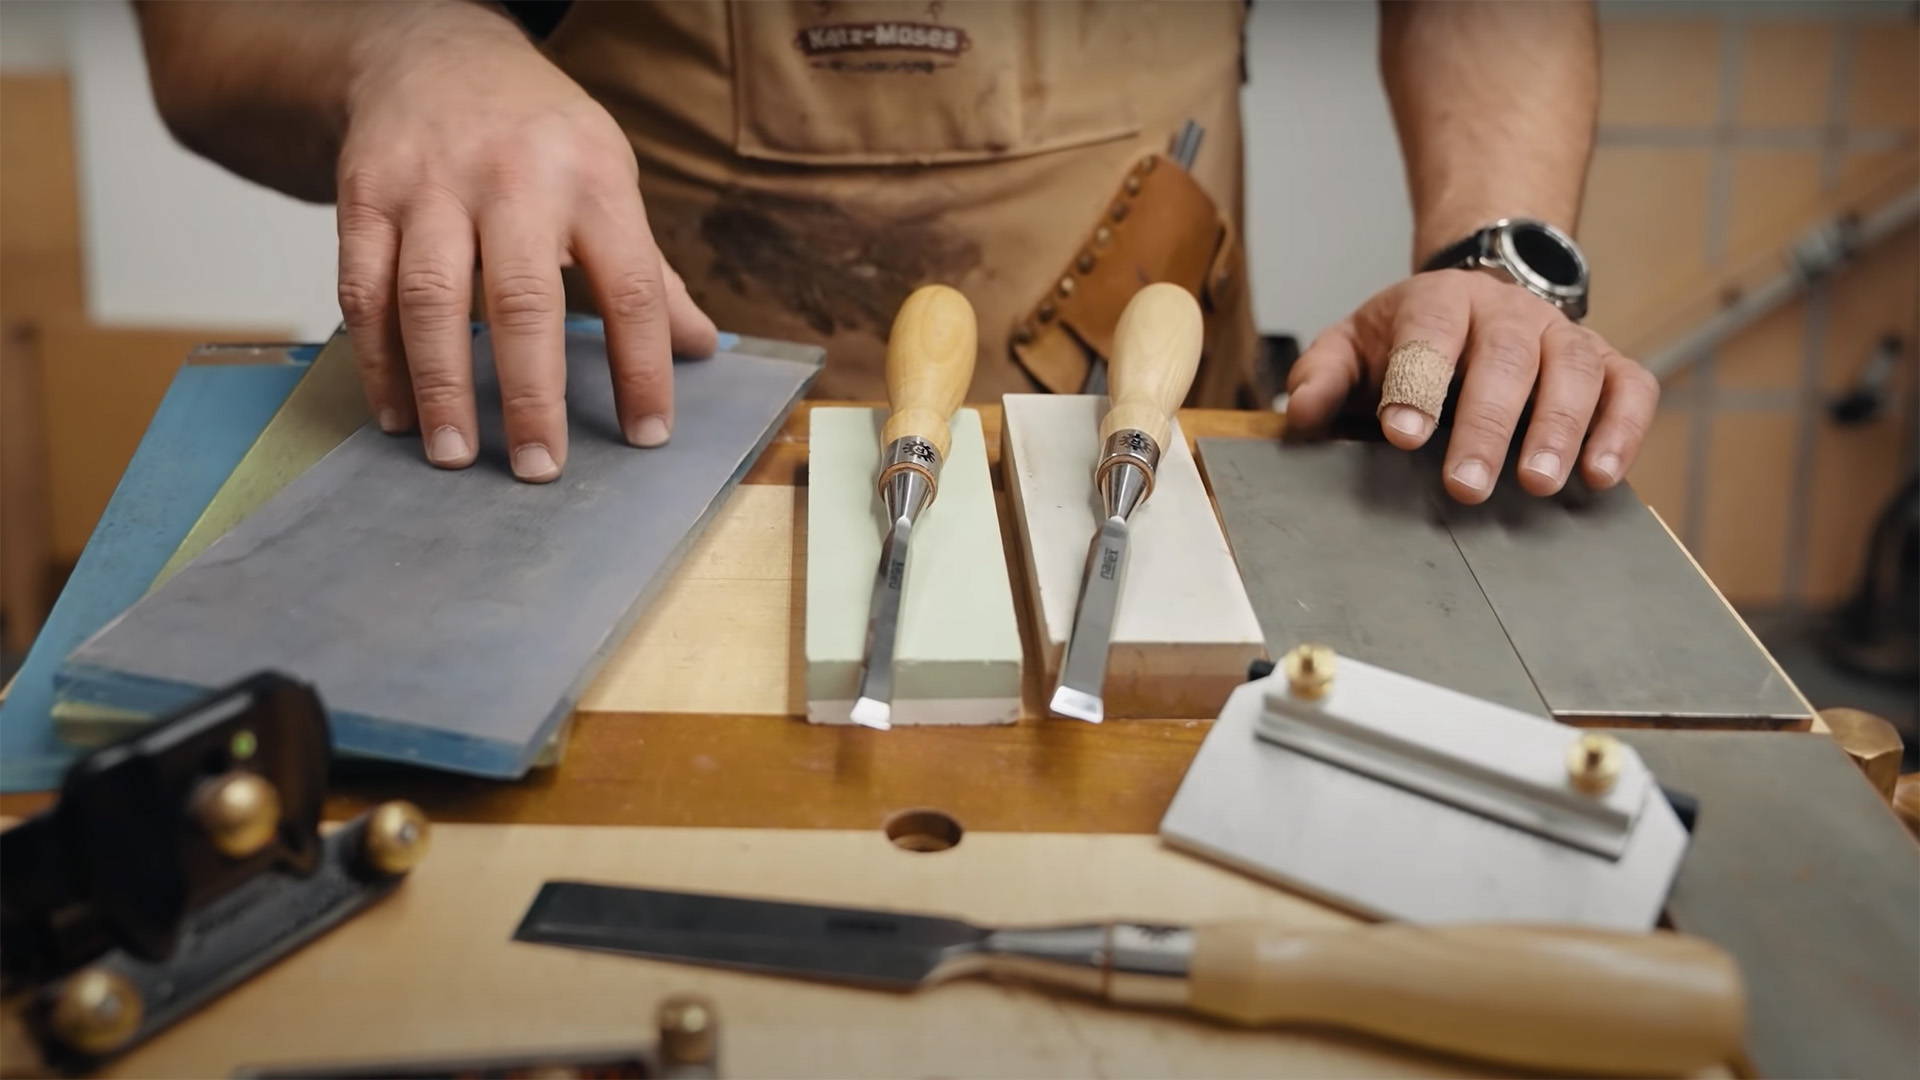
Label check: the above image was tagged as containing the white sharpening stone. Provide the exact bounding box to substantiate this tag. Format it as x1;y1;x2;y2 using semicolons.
1001;394;1266;719
805;407;1022;725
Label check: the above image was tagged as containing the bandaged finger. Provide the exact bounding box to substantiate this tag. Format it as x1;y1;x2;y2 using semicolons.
1377;340;1453;422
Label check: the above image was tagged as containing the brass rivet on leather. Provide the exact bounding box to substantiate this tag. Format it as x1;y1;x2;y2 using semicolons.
1109;201;1128;222
1094;226;1113;248
1124;174;1142;195
1013;324;1034;345
1037;301;1056;323
1076;251;1095;273
1139;155;1157;173
1057;276;1075;298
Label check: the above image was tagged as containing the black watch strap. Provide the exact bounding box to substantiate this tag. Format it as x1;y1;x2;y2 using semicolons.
1420;230;1487;275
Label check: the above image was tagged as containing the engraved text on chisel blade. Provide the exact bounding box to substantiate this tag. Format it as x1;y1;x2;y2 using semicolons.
1049;517;1130;723
851;518;913;729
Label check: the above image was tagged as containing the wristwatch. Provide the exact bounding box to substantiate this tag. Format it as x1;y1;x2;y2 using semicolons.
1421;218;1589;321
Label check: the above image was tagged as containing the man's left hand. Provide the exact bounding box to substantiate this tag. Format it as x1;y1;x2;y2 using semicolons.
1284;269;1660;505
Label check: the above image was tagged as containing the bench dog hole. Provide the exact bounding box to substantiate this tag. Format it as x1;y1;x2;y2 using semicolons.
884;808;963;853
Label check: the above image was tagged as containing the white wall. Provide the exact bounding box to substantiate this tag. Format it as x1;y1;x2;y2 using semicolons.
1240;1;1412;342
3;2;341;341
5;0;1409;346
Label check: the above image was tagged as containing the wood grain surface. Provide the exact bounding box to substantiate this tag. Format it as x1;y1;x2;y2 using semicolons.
63;824;1726;1079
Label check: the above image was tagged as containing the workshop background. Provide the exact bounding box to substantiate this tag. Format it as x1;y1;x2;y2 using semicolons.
2;2;1915;732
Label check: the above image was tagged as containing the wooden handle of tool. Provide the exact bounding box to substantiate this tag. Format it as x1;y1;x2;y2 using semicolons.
1187;923;1745;1075
1098;283;1203;451
882;284;977;460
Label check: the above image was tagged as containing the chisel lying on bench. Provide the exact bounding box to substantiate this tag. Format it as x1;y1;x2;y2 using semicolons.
514;881;1746;1076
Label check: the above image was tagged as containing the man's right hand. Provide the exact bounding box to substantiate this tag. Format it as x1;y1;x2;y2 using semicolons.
332;8;715;481
334;8;718;478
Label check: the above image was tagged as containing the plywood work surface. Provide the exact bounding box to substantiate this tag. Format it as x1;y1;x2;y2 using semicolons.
89;823;1597;1080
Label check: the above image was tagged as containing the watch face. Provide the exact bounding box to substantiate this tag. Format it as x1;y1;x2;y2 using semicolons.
1502;220;1587;290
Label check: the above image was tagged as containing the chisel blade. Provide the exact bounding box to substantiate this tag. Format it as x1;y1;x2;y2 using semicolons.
850;517;914;729
514;881;986;990
1049;517;1131;723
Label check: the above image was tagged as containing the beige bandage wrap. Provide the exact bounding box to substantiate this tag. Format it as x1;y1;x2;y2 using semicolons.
1377;340;1454;421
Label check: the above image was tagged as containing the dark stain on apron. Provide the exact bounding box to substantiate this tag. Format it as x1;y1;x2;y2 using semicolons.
700;186;981;338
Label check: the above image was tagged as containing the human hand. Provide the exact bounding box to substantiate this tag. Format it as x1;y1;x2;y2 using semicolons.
1284;270;1659;504
334;10;716;482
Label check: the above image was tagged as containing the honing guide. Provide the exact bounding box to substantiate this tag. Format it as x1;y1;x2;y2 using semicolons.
1197;437;1810;725
806;407;1021;725
1161;651;1690;930
56;328;820;778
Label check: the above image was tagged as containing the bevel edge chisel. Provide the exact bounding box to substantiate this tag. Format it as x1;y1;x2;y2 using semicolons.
1049;282;1204;723
850;284;978;730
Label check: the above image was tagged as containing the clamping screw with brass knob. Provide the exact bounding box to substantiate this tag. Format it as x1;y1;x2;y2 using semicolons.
360;800;432;876
1282;644;1337;701
1566;733;1624;795
47;968;144;1057
192;770;282;859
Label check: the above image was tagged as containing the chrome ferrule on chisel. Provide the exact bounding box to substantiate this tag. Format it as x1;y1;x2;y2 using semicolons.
948;922;1195;1009
1096;428;1160;521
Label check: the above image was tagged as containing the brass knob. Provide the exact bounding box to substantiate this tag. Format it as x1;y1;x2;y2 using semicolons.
192;771;282;859
656;994;718;1068
1124;174;1143;195
1093;226;1113;248
1281;644;1336;700
48;968;143;1056
1567;733;1624;795
1056;276;1075;298
362;800;432;876
1075;250;1095;273
1108;201;1129;222
1820;707;1902;800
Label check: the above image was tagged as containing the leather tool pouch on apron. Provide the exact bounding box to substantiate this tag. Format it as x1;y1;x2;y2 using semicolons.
1012;153;1239;396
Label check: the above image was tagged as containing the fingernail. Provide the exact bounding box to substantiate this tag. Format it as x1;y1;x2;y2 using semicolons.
626;414;671;448
1381;404;1435;442
1451;458;1491;492
378;408;404;434
1524;450;1563;481
512;443;560;482
1594;452;1622;484
427;425;471;467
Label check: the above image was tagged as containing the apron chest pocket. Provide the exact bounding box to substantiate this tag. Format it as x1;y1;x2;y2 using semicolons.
728;0;1139;166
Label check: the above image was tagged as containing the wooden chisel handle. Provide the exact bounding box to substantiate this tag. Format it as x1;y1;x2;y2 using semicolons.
1185;922;1745;1075
1098;283;1203;452
882;284;977;462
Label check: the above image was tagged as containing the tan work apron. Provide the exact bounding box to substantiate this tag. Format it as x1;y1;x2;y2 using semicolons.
545;0;1256;405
